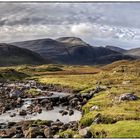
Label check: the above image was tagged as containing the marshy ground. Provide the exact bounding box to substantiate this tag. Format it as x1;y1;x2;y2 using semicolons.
0;60;140;138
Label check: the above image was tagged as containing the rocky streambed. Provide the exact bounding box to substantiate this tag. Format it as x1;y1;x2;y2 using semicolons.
0;80;102;138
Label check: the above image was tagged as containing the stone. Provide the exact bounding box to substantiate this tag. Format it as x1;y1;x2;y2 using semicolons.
119;93;139;101
5;127;16;138
79;127;92;138
90;105;99;111
10;113;16;117
59;110;64;114
62;110;68;116
44;127;52;138
19;110;27;116
12;133;22;138
53;134;60;138
36;135;44;138
38;108;42;114
9;89;21;98
122;80;131;85
24;127;43;138
69;109;74;116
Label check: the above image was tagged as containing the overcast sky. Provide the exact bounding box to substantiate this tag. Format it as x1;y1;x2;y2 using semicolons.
0;2;140;49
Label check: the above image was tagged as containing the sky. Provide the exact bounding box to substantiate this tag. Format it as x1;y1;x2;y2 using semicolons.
0;2;140;49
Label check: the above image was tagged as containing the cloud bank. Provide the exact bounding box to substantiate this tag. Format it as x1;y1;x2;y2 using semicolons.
0;3;140;49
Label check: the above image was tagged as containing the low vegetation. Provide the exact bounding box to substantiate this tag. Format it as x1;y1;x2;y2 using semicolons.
0;60;140;138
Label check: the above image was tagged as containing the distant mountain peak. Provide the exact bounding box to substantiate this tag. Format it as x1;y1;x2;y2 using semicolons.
105;45;126;53
56;37;89;46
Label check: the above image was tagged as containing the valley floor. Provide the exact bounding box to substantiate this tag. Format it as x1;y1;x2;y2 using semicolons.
0;60;140;138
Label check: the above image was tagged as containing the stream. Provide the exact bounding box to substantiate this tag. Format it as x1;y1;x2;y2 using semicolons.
0;91;82;123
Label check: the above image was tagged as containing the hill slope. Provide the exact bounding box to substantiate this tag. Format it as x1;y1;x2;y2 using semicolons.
11;37;134;65
0;43;49;66
124;48;140;58
105;45;127;53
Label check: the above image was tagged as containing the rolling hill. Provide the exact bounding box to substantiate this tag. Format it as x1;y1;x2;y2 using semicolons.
0;43;49;66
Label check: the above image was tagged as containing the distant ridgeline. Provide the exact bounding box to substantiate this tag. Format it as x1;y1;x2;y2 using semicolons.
0;37;139;66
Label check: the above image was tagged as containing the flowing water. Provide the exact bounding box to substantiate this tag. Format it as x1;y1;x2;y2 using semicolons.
0;91;81;123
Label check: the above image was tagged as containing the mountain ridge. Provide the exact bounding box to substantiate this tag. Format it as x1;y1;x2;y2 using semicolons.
10;37;135;65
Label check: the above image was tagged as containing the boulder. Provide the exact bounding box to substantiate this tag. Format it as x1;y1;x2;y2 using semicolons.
119;93;139;101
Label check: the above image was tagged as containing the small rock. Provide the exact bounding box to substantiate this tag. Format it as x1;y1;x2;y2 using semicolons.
19;110;27;116
53;134;60;138
10;113;16;117
62;110;68;116
122;80;131;85
59;110;64;114
90;105;99;111
12;133;22;138
119;93;139;101
69;110;74;116
79;127;92;138
44;127;52;138
36;135;44;138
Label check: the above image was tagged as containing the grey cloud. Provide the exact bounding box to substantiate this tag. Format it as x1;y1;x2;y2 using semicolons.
0;2;140;49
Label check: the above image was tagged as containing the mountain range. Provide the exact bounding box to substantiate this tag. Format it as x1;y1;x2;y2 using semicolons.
0;37;139;66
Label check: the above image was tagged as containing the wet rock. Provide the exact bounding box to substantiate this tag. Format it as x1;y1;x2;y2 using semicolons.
62;110;68;116
65;106;69;110
69;109;74;116
47;92;53;96
46;103;54;110
79;127;92;138
9;89;22;98
67;95;75;100
40;99;50;105
59;96;68;103
119;93;139;101
8;122;16;128
61;102;69;106
59;110;64;114
38;108;42;114
10;113;16;117
44;127;53;138
19;110;27;116
2;104;12;113
51;125;59;132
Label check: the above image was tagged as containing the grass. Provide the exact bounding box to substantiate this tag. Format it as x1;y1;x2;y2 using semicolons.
24;88;41;96
0;60;140;138
90;120;140;138
57;129;77;138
